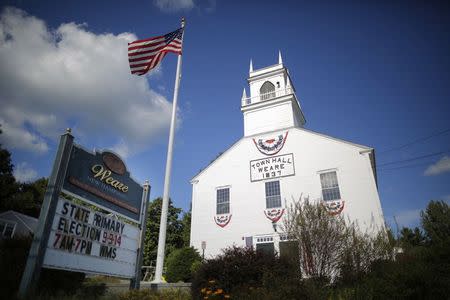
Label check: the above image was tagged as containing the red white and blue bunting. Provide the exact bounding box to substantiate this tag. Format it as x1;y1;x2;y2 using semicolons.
214;214;232;228
264;208;285;222
253;131;289;156
323;200;345;215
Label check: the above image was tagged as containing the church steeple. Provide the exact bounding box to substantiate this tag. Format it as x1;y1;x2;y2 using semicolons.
241;53;305;136
241;88;247;103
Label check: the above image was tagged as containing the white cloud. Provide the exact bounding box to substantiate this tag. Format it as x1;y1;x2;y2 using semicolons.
424;156;450;176
111;139;130;159
13;162;38;182
153;0;195;12
0;119;49;153
395;209;421;228
0;7;174;156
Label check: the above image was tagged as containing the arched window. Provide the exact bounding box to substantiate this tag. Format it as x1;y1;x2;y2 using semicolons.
260;81;275;101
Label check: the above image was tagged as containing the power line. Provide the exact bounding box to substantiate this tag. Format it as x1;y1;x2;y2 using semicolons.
377;150;450;167
379;128;450;154
378;161;431;172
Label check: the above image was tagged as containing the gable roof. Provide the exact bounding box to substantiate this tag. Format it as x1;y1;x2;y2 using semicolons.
0;210;38;233
191;126;376;182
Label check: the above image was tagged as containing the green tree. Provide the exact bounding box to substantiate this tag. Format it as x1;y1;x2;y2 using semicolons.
283;196;392;284
284;196;353;279
14;177;48;217
0;125;20;210
421;200;450;246
1;175;48;218
143;197;184;266
165;246;201;283
181;210;191;247
399;227;425;248
340;200;450;299
0;126;47;217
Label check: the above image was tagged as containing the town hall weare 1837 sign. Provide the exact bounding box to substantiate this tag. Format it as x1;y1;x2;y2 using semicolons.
250;153;295;182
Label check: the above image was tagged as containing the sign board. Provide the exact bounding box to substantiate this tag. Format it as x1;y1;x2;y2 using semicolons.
19;132;149;297
43;198;140;278
62;145;143;222
250;153;295;182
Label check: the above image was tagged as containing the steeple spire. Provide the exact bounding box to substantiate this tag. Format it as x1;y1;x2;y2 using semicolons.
242;88;247;99
278;50;283;65
249;59;253;73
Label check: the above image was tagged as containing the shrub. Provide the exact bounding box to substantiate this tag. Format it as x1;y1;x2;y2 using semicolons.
38;268;85;296
74;278;107;299
0;236;32;299
0;236;86;299
165;247;201;283
116;288;191;300
332;200;450;299
190;260;202;275
191;246;306;300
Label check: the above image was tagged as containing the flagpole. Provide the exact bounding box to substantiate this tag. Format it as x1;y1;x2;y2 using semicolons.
153;17;185;284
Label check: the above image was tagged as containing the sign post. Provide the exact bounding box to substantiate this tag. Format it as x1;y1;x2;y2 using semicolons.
19;129;74;298
130;180;150;289
18;129;150;298
201;241;206;261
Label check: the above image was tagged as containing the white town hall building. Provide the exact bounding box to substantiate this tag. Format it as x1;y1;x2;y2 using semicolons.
190;54;385;257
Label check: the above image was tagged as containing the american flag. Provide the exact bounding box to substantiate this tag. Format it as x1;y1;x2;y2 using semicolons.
128;28;183;76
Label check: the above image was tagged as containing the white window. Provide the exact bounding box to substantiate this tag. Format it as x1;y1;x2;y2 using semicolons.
260;81;275;101
216;188;230;214
320;171;341;201
0;220;16;238
265;181;281;208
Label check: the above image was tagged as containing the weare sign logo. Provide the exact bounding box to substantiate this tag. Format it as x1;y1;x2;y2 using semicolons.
62;146;143;222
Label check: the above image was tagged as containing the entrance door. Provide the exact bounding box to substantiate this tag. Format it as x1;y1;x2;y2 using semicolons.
256;242;274;255
279;241;300;273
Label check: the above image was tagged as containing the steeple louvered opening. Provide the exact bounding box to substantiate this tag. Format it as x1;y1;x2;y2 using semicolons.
260;81;276;101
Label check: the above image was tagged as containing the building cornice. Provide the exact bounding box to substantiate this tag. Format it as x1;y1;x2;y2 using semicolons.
240;93;306;125
247;66;286;83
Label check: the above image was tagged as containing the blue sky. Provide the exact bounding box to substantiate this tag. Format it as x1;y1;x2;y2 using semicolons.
1;0;449;230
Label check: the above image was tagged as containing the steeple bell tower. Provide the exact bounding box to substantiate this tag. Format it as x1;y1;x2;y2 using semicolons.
241;52;305;136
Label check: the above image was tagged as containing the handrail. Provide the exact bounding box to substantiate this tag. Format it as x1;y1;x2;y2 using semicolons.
242;87;295;106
